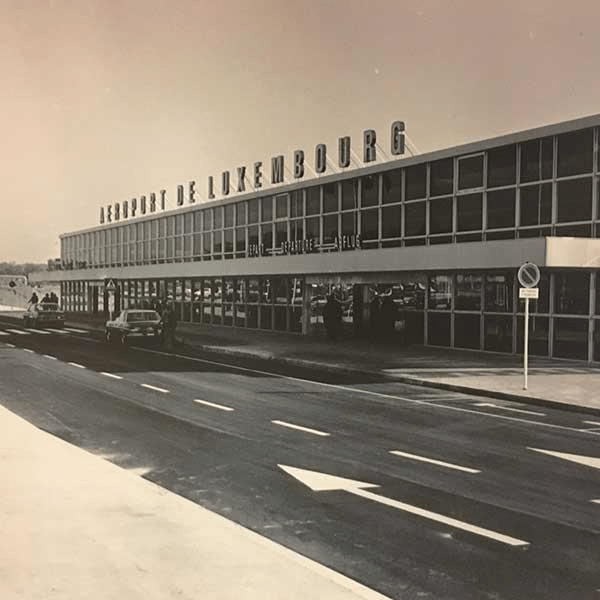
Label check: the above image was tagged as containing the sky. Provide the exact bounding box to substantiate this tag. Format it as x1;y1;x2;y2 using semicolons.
2;0;600;262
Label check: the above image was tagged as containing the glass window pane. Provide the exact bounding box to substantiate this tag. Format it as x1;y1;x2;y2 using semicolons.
557;129;593;177
382;205;401;238
275;221;287;247
213;206;222;229
248;225;259;250
290;190;303;217
341;212;357;237
405;164;426;200
341;179;358;210
322;214;338;245
306;187;320;215
487;188;515;229
224;204;234;227
224;229;234;253
405;202;425;236
553;318;588;360
455;273;482;310
457;193;482;231
213;231;222;254
430;158;453;196
235;227;246;253
305;217;320;243
428;274;452;309
429;196;453;234
361;175;379;207
382;169;402;204
275;194;288;218
261;223;273;249
428;312;451;346
487;145;516;188
485;273;513;312
248;199;259;223
484;315;513;352
236;202;247;226
458;155;483;190
521;139;540;183
454;313;481;349
520;183;552;226
360;209;378;240
557;177;592;223
203;209;212;231
323;183;338;213
554;271;590;315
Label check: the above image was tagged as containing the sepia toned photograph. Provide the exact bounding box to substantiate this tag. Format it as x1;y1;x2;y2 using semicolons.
1;1;599;598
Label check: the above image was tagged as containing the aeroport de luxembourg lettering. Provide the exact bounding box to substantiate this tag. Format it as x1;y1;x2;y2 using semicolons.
99;122;406;225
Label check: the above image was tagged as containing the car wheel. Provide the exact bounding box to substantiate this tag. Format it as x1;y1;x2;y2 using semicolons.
105;329;112;344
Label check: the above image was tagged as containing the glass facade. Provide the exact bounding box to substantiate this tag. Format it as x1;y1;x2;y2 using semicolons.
56;119;600;362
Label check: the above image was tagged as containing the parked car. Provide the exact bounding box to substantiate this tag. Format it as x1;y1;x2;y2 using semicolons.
105;309;162;345
23;303;65;328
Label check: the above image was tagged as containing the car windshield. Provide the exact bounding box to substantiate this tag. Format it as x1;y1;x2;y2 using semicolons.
38;304;59;311
126;311;159;322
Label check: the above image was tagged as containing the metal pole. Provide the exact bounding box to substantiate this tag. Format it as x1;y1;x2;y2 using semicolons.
523;296;529;390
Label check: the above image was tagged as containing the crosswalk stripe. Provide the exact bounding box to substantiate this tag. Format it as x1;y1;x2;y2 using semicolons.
64;327;88;333
45;328;67;334
0;331;8;336
5;329;29;335
24;328;51;334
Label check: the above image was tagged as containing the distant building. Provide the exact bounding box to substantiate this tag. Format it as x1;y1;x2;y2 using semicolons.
32;114;600;363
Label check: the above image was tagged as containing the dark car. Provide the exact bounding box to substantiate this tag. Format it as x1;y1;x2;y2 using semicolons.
105;309;162;345
23;303;65;328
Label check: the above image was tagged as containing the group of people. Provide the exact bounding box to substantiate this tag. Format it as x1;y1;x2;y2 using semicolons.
28;291;59;307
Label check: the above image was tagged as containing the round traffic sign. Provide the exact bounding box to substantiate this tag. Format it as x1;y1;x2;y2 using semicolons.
518;262;540;288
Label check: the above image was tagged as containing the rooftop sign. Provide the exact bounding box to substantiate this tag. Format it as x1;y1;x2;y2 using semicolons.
99;121;406;225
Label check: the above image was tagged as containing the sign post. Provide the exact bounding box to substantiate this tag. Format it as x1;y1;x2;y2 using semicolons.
105;279;116;321
518;263;540;390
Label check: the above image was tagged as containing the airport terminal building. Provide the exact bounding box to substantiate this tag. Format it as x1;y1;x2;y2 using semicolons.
38;114;600;363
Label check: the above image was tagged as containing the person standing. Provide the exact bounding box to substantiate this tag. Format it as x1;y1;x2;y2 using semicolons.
323;294;342;341
28;291;39;307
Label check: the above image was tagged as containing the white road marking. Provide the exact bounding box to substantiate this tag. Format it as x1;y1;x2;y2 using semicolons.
583;421;600;427
141;383;169;393
272;420;330;437
591;500;600;505
0;331;8;336
24;328;50;334
194;399;234;411
474;402;545;416
279;465;529;547
390;450;480;473
23;349;34;353
68;362;86;369
100;372;123;380
6;329;29;335
64;327;88;333
43;354;57;360
46;328;67;334
528;447;600;470
132;345;598;436
5;343;15;348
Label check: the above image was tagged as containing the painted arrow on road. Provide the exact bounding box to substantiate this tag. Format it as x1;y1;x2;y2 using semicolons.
528;448;600;470
278;465;529;548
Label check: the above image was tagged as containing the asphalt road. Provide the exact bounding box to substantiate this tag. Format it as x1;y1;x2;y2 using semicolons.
1;321;599;600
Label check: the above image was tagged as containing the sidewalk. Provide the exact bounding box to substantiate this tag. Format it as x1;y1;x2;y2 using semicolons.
0;405;390;600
